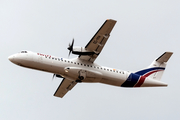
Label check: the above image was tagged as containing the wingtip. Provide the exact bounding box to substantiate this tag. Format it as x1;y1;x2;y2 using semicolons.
106;19;117;22
166;51;173;54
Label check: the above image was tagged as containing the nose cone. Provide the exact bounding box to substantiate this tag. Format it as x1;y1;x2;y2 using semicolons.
8;55;14;62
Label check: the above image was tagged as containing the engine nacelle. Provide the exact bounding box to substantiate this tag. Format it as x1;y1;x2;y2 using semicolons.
72;46;98;55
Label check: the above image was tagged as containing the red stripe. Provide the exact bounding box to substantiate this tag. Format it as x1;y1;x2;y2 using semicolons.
134;76;146;87
134;70;163;87
143;70;162;77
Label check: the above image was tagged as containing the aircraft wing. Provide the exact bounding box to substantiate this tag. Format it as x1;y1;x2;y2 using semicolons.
54;78;77;98
79;19;117;62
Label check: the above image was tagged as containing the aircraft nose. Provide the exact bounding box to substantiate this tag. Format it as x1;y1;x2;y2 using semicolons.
8;55;14;62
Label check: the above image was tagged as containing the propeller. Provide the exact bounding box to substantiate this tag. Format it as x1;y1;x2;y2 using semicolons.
52;74;56;81
67;38;74;57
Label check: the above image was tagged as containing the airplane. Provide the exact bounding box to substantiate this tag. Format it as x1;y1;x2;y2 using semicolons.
8;19;173;98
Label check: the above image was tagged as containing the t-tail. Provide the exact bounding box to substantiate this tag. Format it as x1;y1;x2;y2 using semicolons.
121;52;173;87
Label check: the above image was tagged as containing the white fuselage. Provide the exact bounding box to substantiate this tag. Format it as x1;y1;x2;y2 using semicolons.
8;51;128;87
8;51;167;87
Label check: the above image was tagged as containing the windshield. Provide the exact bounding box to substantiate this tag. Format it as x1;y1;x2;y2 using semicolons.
21;51;27;53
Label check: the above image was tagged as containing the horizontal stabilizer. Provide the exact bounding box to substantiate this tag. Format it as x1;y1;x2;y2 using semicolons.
156;52;173;63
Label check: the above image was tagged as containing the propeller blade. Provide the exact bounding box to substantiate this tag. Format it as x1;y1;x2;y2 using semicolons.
68;50;71;57
52;74;56;80
72;38;74;47
67;38;74;57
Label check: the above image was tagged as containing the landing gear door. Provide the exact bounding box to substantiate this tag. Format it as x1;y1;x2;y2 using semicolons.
78;70;86;80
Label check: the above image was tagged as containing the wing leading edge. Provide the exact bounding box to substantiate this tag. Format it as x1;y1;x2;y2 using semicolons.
79;19;117;62
54;78;77;98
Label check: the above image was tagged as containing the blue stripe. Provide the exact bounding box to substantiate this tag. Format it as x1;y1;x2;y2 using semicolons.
121;73;140;87
135;67;165;76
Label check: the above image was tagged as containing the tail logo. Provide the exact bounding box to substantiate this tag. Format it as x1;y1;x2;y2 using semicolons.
121;67;165;87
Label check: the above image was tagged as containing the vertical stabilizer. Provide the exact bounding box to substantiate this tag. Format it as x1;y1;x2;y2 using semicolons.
135;52;173;80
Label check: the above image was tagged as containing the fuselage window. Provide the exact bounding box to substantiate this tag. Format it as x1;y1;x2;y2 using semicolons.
68;61;70;63
55;58;57;60
87;65;89;67
84;64;86;66
104;68;106;70
91;65;92;67
107;69;109;71
58;58;60;61
77;63;79;65
52;57;54;60
64;60;66;62
116;71;118;73
94;66;96;68
101;68;102;70
110;70;112;72
81;63;83;65
71;61;73;64
97;67;99;69
74;62;76;64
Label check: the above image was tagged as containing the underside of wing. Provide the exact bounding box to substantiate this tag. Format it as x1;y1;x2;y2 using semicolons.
79;19;117;62
54;78;77;98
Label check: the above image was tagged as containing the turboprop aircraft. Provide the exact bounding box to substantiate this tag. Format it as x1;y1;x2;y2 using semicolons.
8;19;173;98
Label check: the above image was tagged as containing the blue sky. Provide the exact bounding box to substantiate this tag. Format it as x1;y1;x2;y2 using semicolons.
1;0;180;120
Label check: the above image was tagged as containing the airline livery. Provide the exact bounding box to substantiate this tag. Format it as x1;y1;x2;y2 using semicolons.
8;19;173;98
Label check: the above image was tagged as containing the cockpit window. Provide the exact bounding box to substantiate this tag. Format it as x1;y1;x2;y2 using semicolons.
21;51;27;53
